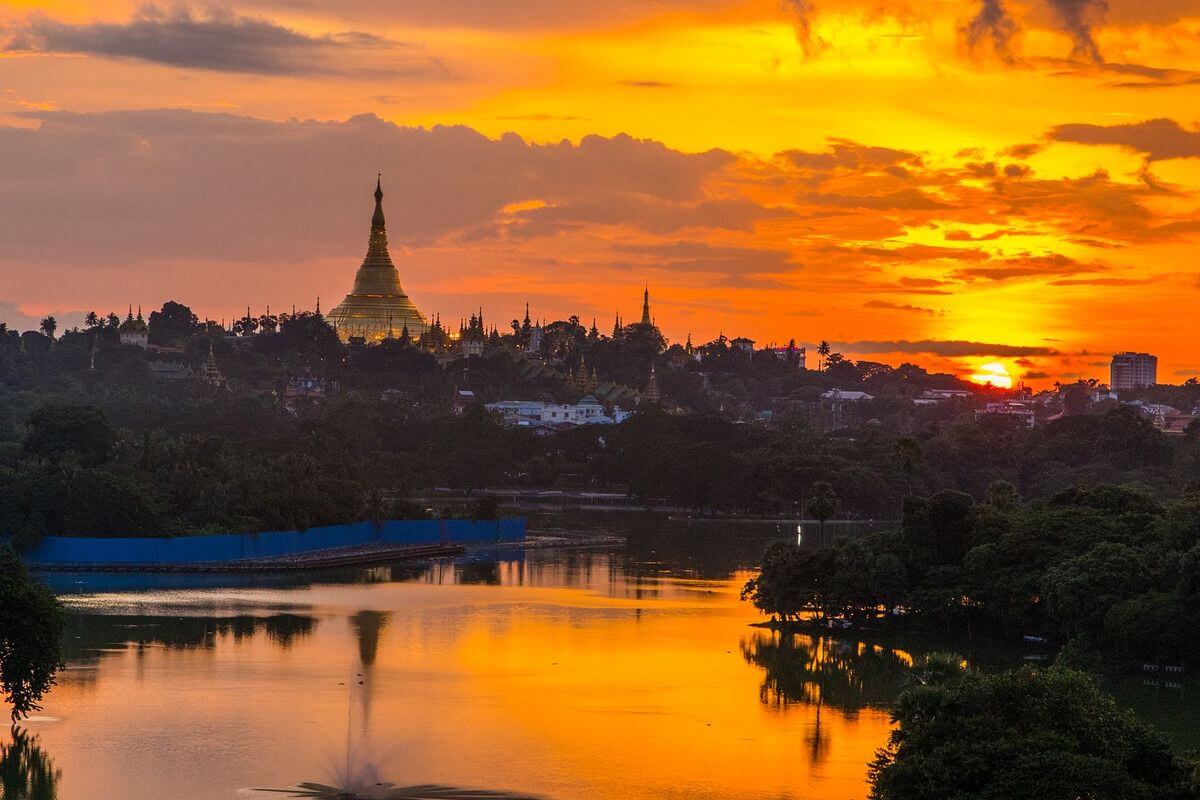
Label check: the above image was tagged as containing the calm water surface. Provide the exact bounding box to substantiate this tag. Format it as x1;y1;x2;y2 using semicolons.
10;521;1198;800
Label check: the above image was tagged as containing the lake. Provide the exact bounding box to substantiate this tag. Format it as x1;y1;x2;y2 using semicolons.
10;516;1198;799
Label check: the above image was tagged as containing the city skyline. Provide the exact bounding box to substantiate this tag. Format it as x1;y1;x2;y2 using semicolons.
2;0;1199;387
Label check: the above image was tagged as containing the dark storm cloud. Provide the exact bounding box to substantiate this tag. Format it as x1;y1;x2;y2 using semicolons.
1044;59;1200;90
836;340;1060;357
1049;118;1200;161
1045;0;1107;63
962;0;1018;61
1100;62;1200;89
781;0;822;57
3;6;447;78
952;252;1099;281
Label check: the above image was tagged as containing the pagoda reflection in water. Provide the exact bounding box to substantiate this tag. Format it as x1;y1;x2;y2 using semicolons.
327;177;430;344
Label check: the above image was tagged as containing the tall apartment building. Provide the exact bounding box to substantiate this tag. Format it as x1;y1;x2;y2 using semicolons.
1110;352;1157;390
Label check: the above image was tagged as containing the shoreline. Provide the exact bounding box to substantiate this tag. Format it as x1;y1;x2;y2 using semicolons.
29;542;467;573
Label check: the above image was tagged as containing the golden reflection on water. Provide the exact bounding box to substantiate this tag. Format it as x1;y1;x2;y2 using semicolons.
29;553;898;800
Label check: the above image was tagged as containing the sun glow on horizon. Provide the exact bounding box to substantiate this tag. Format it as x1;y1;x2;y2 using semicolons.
969;361;1014;389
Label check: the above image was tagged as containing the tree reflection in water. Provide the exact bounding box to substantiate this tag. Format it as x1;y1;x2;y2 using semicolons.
0;726;60;800
741;630;913;766
61;613;318;665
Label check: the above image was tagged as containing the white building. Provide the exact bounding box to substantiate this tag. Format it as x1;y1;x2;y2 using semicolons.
769;345;806;369
1110;352;1157;390
822;389;874;402
118;307;149;349
914;388;973;405
486;396;629;428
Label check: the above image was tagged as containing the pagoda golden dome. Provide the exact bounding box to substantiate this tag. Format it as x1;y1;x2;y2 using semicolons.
327;177;429;343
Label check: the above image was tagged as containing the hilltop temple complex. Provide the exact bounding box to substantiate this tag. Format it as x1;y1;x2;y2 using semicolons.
327;177;430;344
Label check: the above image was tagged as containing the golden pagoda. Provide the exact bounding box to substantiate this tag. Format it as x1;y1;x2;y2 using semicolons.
327;177;429;343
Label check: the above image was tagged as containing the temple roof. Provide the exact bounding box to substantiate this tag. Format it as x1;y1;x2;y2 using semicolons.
119;306;148;333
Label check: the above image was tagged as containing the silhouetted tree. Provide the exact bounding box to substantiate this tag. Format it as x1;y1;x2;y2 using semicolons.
0;548;64;721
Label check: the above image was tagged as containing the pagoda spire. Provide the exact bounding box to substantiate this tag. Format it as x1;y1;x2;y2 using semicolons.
641;284;651;326
372;173;385;228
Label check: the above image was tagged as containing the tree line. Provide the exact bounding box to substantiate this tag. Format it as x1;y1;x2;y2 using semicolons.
742;482;1200;671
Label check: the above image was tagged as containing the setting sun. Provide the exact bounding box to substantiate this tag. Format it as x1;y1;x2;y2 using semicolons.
969;361;1013;389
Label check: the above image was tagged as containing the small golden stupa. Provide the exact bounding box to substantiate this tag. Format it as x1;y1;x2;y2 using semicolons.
326;176;429;343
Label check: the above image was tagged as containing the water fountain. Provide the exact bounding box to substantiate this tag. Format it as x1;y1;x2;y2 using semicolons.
240;612;541;800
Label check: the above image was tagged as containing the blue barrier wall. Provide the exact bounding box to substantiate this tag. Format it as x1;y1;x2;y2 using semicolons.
21;517;525;566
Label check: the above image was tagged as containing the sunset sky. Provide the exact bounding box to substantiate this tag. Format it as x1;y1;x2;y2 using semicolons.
2;0;1199;385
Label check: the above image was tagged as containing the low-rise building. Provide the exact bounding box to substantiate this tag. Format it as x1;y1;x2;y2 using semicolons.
730;337;755;355
284;370;329;401
914;388;973;405
118;307;149;349
822;389;874;402
769;345;807;369
486;396;629;428
977;400;1035;428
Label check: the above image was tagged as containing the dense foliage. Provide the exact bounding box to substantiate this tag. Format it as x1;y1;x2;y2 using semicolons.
869;659;1199;800
2;300;1199;539
743;484;1200;670
0;549;63;720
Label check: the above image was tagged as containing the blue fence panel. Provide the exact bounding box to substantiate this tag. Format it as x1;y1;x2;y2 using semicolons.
20;517;526;566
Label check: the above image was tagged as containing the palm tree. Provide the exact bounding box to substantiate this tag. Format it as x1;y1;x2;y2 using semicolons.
84;311;100;328
809;481;838;547
817;340;831;371
38;316;56;340
894;437;921;498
